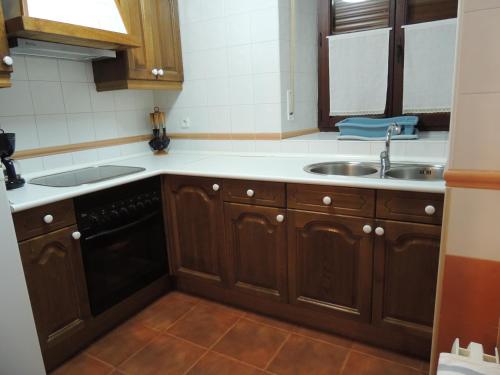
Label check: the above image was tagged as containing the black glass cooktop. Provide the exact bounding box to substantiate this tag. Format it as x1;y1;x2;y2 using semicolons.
29;165;146;187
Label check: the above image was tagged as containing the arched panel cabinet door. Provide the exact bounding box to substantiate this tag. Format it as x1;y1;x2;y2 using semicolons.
163;175;227;285
224;203;288;302
18;226;91;364
287;210;374;322
372;220;441;338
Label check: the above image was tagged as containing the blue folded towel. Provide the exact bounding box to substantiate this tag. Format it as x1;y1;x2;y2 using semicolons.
337;116;419;138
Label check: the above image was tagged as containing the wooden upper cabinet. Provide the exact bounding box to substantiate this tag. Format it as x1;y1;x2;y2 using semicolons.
3;0;140;50
331;0;391;34
93;0;183;91
0;4;13;88
288;210;374;322
19;226;91;359
163;175;226;285
372;220;441;337
224;203;288;302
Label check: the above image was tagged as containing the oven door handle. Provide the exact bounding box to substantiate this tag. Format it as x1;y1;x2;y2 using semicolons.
83;211;160;242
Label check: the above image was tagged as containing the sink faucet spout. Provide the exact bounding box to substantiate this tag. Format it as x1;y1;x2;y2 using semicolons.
380;123;402;177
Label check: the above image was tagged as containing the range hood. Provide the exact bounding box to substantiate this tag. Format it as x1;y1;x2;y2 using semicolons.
9;38;116;61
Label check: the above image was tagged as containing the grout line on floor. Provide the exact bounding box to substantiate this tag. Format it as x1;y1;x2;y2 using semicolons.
349;347;427;371
338;350;352;374
263;332;292;371
180;315;244;375
241;316;293;334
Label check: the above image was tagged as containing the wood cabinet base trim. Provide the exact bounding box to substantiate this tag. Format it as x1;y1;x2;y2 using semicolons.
5;17;141;50
445;170;500;190
14;134;151;159
95;79;183;91
0;74;12;88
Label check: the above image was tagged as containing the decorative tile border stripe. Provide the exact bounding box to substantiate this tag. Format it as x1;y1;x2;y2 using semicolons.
445;170;500;190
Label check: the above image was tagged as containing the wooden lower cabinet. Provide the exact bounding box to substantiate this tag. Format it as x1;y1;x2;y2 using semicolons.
19;225;91;368
372;220;441;337
224;203;287;302
164;175;227;285
287;210;374;322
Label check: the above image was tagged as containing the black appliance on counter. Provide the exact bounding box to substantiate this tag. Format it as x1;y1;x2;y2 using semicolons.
75;176;169;316
0;129;25;190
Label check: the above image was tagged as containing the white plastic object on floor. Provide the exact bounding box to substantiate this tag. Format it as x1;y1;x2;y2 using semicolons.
437;339;500;375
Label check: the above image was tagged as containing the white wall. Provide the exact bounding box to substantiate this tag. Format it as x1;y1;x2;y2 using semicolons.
155;0;318;136
0;182;45;375
0;56;155;173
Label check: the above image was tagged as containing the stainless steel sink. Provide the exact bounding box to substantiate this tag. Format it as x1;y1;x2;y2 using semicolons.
304;162;378;176
384;165;445;181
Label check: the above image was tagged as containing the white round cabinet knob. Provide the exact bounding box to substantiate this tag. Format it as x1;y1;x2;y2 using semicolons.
157;69;165;76
375;227;385;236
246;189;255;197
425;205;436;216
152;68;158;76
276;214;285;223
43;214;54;224
322;196;332;206
2;56;13;66
363;225;372;234
72;231;81;240
212;184;220;192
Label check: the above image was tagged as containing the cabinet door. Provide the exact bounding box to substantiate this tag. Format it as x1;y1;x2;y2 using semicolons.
288;210;374;321
151;0;183;82
0;4;13;88
122;0;157;80
372;220;441;336
164;175;226;284
225;203;287;302
19;226;90;352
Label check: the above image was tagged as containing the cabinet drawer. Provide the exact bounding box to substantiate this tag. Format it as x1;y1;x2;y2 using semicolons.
376;190;444;224
13;200;76;242
287;184;375;217
223;179;286;208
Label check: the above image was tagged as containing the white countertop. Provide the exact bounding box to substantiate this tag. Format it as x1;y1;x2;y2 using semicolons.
7;152;446;212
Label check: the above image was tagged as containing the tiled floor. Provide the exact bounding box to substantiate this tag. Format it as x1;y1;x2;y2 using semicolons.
51;292;430;375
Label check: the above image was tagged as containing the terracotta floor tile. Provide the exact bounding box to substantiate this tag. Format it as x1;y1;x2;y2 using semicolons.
244;311;297;332
268;334;349;375
341;351;424;375
51;354;113;375
132;292;200;331
199;299;246;317
292;326;353;349
352;343;427;370
167;302;240;347
187;352;266;375
86;320;158;366
118;334;206;375
213;319;289;368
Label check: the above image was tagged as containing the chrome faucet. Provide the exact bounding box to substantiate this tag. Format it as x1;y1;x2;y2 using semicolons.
380;123;402;177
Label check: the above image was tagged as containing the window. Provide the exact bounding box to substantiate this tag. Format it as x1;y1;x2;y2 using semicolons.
318;0;458;131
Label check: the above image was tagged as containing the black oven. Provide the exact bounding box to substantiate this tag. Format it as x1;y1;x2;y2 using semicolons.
75;177;168;316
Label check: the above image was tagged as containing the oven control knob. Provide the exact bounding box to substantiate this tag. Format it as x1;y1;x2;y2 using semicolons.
88;214;100;227
119;207;128;217
110;209;120;220
144;199;153;208
136;201;145;211
152;196;160;204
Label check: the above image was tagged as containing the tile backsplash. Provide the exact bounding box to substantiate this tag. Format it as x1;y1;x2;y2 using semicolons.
0;56;154;153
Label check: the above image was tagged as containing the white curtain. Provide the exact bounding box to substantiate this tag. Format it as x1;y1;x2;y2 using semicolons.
403;19;457;113
329;28;391;116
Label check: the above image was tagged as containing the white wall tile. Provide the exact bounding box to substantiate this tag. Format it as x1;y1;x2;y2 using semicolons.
15;157;44;175
116;111;149;137
58;60;89;82
251;41;280;73
228;45;252;76
66;113;95;143
10;56;28;81
0;116;39;150
206;77;229;106
250;8;279;43
30;81;65;115
35;114;69;147
226;13;251;46
254;103;281;132
25;56;60;81
93;112;118;140
337;141;371;156
97;145;122;160
232;140;255;152
89;85;115;112
254;140;281;153
208;106;232;133
280;140;309;153
308;140;338;155
201;0;225;20
229;76;254;105
72;150;99;165
0;81;34;116
203;48;229;78
61;82;92;113
231;105;255;133
42;153;74;170
253;73;281;104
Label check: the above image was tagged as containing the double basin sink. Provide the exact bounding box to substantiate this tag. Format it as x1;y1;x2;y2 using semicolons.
304;161;444;181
